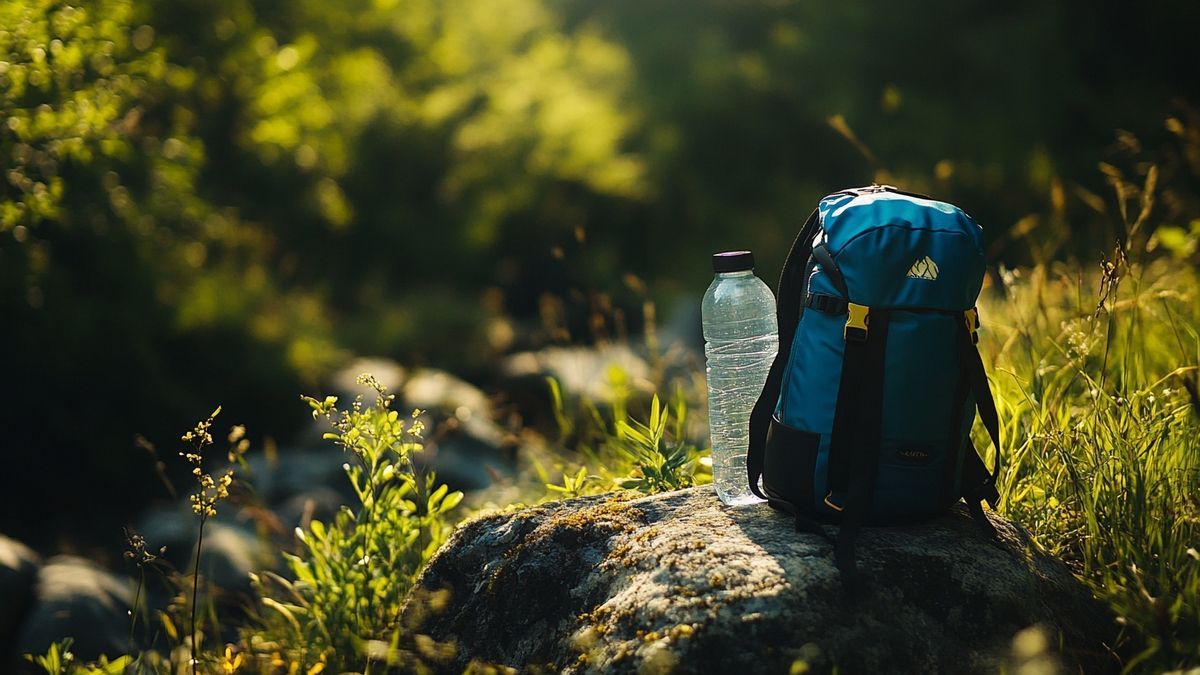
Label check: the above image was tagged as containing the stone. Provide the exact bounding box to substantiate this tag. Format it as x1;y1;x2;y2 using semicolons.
497;345;658;434
501;345;654;405
401;368;515;491
136;508;275;597
408;487;1117;674
0;534;41;667
331;356;407;401
246;449;355;508
15;556;132;662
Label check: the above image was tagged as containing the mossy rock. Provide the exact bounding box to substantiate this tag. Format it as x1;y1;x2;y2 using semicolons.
407;487;1117;673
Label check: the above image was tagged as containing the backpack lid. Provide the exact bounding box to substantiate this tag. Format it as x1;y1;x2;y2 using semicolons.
813;190;985;310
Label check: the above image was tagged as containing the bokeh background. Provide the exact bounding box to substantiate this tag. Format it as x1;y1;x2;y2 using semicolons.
2;0;1198;550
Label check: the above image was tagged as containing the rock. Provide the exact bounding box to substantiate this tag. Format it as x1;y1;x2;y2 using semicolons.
247;449;355;508
658;294;704;353
130;509;277;649
501;345;654;404
497;345;657;433
401;368;515;491
0;535;41;667
331;356;407;401
136;508;275;597
15;556;132;662
274;486;351;532
408;488;1117;674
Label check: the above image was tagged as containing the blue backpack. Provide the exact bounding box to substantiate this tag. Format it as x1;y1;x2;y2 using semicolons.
747;185;1002;579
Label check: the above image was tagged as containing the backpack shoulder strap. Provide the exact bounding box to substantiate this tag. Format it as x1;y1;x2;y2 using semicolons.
959;310;1002;529
747;207;821;499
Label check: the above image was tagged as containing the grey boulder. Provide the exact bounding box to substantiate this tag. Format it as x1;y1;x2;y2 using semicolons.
136;509;275;597
408;487;1117;674
15;556;132;663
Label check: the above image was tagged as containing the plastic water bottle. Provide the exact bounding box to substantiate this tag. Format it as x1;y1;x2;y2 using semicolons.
702;251;778;506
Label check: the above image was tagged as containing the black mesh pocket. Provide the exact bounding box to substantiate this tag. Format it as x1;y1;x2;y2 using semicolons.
762;417;820;512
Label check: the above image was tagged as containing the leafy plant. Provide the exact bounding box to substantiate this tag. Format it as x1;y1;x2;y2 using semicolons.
609;394;704;494
540;376;711;499
247;374;463;672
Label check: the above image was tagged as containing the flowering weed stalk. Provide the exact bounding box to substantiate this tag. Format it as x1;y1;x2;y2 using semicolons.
180;406;234;674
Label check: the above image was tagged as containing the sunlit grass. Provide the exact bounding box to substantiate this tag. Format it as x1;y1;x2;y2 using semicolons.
982;258;1199;671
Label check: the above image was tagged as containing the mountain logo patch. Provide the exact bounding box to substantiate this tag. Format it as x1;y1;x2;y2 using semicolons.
906;256;939;280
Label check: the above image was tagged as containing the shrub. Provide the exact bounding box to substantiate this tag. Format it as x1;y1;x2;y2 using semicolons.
245;375;463;672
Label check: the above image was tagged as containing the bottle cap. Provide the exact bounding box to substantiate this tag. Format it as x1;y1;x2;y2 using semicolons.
712;250;754;273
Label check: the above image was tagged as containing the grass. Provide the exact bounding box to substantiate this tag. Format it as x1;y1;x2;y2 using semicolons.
983;255;1200;671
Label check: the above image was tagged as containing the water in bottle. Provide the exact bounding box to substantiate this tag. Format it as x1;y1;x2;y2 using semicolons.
702;250;778;506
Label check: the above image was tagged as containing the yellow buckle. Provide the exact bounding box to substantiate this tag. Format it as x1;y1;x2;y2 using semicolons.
964;307;979;344
823;490;844;512
844;303;870;341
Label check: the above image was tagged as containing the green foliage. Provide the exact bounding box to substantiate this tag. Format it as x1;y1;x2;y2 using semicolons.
25;638;76;675
4;0;1200;552
0;0;165;231
247;374;462;671
609;394;703;494
24;639;135;675
983;194;1200;669
540;373;710;499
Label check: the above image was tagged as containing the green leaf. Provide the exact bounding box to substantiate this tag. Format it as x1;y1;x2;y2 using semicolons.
441;490;464;511
428;483;449;507
309;519;327;541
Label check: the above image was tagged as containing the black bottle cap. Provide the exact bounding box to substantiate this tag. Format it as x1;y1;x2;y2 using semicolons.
712;250;754;273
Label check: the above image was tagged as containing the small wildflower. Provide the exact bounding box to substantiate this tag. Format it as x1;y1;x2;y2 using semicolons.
123;527;165;566
228;425;246;443
181;407;234;519
220;645;245;673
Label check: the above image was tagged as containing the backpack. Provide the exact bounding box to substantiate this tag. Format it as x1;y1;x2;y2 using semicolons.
746;184;1003;580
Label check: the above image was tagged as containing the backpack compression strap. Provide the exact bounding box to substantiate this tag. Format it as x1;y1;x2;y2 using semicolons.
747;208;821;499
826;306;890;585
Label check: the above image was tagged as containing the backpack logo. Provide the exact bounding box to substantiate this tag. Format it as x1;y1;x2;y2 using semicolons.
896;447;931;463
906;256;939;280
